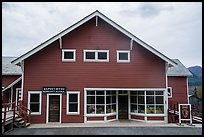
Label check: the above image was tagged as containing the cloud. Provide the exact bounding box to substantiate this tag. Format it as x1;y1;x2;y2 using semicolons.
2;2;202;68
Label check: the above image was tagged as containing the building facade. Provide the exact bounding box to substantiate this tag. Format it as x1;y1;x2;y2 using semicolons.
11;10;192;124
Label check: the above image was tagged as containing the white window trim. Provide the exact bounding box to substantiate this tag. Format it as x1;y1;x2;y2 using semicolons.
84;50;109;62
167;87;172;98
117;50;130;63
28;91;42;115
67;91;80;115
62;49;76;62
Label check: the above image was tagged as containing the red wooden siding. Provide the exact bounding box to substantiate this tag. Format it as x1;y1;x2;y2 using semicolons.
87;117;104;121
131;115;144;120
107;115;116;120
23;17;166;123
2;75;21;88
168;76;188;106
147;116;164;120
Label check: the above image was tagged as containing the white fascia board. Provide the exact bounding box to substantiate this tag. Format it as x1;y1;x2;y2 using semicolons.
2;76;22;93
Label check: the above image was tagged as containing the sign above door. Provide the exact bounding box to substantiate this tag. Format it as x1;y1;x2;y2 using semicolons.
42;87;66;94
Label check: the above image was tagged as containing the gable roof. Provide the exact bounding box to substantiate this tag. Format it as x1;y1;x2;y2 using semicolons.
167;59;192;77
11;10;177;67
2;56;22;75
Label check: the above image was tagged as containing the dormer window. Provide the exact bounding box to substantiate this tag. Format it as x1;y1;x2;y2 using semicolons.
62;49;76;62
84;50;109;62
117;50;130;63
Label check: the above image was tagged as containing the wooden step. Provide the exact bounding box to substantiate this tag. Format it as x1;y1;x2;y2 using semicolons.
15;117;23;122
25;123;30;127
18;120;25;125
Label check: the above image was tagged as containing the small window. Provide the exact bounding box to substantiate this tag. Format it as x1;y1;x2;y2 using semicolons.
117;50;130;62
84;50;109;62
167;87;172;98
67;91;80;115
62;49;76;62
28;91;42;115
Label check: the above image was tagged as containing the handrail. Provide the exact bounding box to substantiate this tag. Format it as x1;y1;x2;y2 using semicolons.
2;101;31;127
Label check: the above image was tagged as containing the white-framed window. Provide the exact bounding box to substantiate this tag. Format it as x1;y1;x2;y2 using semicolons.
130;90;164;114
28;91;42;115
86;90;116;114
62;49;76;62
117;50;130;63
84;50;109;62
167;87;172;98
67;91;80;115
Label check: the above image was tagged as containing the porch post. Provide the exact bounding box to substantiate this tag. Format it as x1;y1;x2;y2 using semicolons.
11;86;13;109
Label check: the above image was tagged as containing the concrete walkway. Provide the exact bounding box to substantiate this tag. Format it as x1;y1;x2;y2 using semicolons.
28;120;202;128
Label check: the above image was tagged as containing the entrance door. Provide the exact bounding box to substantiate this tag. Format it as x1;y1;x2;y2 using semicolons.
118;95;128;119
49;95;60;122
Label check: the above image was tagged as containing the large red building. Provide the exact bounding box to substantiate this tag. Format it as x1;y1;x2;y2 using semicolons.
10;10;192;124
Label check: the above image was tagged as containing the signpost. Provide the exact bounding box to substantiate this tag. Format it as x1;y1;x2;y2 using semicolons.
178;104;193;126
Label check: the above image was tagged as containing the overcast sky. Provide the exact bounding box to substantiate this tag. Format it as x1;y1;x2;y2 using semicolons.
2;2;202;68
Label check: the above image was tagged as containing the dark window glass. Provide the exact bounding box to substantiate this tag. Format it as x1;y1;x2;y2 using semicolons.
112;96;116;103
69;104;77;112
131;104;137;113
138;96;144;104
98;52;107;59
87;96;95;104
96;96;104;104
86;52;95;59
30;104;39;112
87;91;95;95
156;96;163;104
138;91;144;95
156;91;163;95
119;53;128;60
96;91;104;95
69;94;78;102
30;94;39;102
146;91;154;95
106;96;111;104
64;51;74;59
131;96;137;103
146;96;154;104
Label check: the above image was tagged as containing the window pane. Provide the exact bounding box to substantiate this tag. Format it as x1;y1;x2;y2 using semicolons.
106;96;111;104
86;52;95;59
96;105;104;114
64;51;73;59
96;96;104;104
146;91;154;95
106;105;111;113
131;91;137;95
69;104;77;112
156;91;163;95
30;104;39;112
131;96;137;103
30;94;39;102
69;94;78;102
87;96;95;104
112;96;116;103
156;96;163;104
138;91;144;95
131;104;137;113
146;96;154;104
87;105;95;114
138;96;144;104
156;105;164;114
96;91;104;95
87;91;95;95
106;91;112;95
146;105;155;114
98;52;107;59
112;104;116;113
119;53;128;60
138;105;145;113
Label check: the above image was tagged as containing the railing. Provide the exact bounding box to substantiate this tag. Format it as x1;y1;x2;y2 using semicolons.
2;101;31;127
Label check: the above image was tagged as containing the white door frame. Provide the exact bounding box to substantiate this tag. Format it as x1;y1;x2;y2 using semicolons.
46;94;62;123
15;88;22;106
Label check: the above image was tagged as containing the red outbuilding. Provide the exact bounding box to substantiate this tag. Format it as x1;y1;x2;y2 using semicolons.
10;10;192;124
